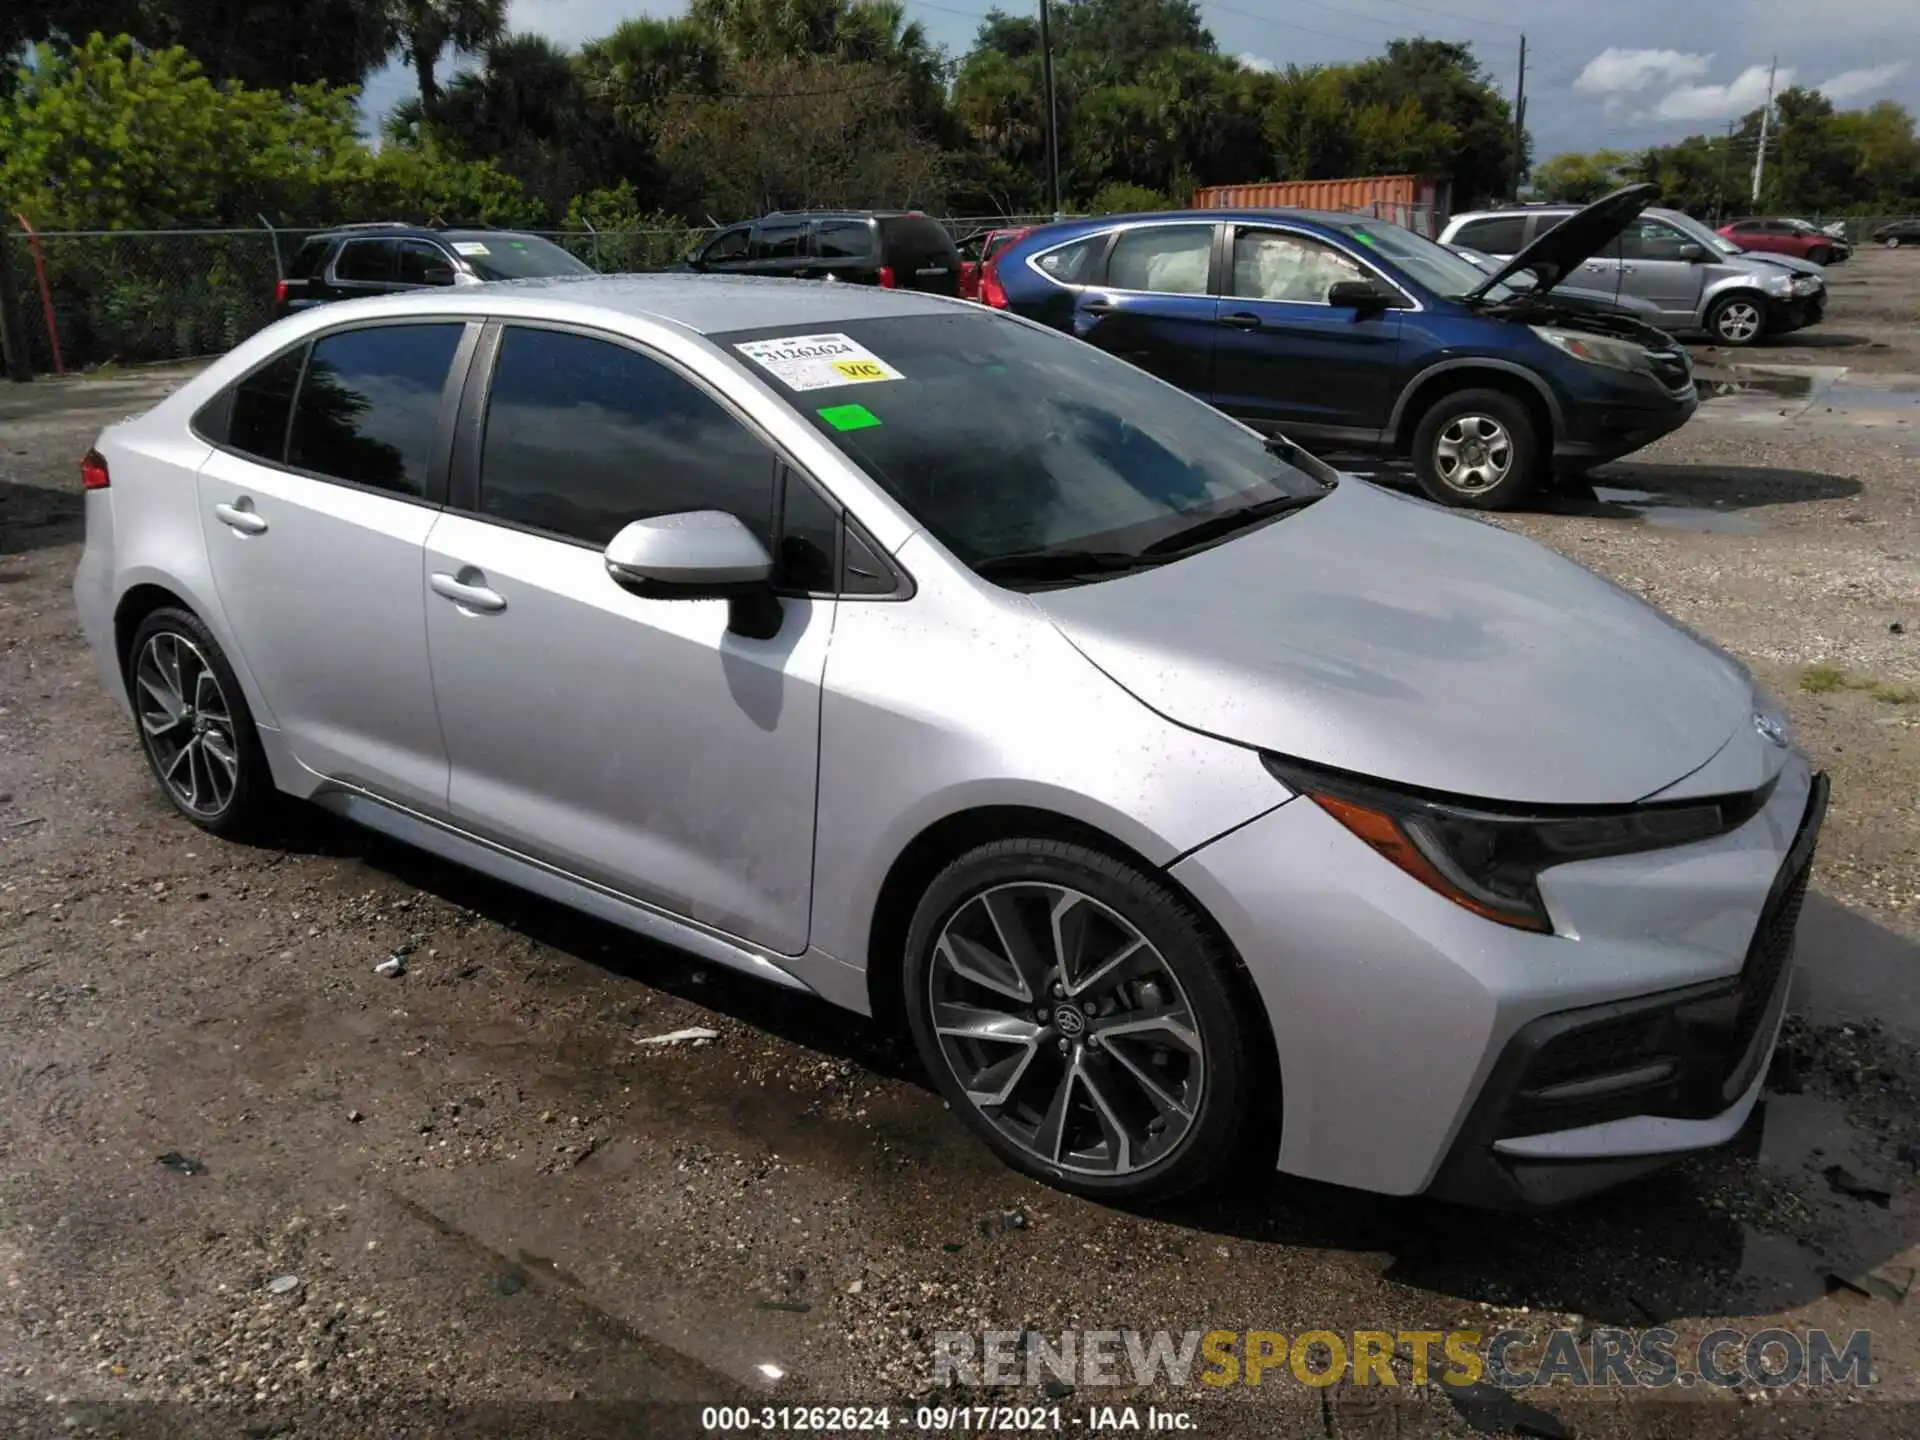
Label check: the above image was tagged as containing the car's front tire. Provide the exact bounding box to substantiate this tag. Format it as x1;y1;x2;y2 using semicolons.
1888;236;1903;249
125;607;277;840
1705;292;1767;346
1410;387;1541;510
902;838;1262;1202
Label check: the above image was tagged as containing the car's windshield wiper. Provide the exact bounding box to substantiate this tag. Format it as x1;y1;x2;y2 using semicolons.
971;549;1165;583
1136;489;1329;558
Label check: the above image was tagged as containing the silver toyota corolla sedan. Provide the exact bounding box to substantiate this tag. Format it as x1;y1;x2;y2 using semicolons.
74;275;1825;1209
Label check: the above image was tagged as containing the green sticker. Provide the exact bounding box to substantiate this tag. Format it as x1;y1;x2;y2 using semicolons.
819;403;882;431
1354;231;1376;246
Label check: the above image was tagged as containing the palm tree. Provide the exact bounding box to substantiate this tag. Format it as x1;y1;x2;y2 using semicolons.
389;0;508;111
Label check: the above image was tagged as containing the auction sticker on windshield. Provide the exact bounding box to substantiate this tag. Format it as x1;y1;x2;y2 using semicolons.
734;333;905;391
452;241;491;256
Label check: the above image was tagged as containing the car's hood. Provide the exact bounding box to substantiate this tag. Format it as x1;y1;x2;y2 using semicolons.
1029;480;1755;806
1467;184;1660;300
1742;249;1823;278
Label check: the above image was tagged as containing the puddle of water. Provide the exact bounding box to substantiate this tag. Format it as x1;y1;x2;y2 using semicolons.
1588;486;1768;535
1699;373;1817;402
1816;383;1920;414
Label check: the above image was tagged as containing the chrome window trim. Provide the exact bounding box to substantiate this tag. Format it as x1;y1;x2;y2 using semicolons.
1021;217;1210;297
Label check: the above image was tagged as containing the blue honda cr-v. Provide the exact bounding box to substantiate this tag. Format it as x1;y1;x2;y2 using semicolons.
985;185;1697;510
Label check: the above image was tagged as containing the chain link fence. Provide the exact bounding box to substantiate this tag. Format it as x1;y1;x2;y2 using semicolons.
0;213;1065;377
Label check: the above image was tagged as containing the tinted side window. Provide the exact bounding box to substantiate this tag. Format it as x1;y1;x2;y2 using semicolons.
226;348;307;462
478;328;777;548
287;239;332;280
777;468;839;592
397;240;453;284
751;221;811;263
814;220;873;259
1453;216;1527;254
703;227;750;263
1107;225;1212;294
286;324;463;496
1034;235;1105;284
335;239;397;282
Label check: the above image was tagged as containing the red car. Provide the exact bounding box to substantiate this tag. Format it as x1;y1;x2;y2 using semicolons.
1717;217;1850;265
958;225;1034;302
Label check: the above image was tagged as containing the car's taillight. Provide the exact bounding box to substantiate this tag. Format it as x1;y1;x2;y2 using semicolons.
81;448;110;491
979;260;1009;309
274;279;289;306
876;265;897;289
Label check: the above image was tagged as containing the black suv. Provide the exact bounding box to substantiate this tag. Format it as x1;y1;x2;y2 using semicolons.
274;223;594;317
686;210;964;294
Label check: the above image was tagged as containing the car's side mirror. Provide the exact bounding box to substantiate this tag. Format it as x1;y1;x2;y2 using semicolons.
422;265;458;287
1677;243;1706;262
604;511;782;638
1327;278;1401;314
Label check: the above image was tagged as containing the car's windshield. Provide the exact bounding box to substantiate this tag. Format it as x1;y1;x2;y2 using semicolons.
1330;219;1514;301
716;312;1332;585
446;233;594;281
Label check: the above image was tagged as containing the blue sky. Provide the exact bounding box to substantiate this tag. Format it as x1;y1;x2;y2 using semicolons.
359;0;1920;161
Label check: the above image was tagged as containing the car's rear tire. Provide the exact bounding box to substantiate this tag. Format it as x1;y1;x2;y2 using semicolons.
902;838;1262;1202
1410;387;1541;510
1705;292;1767;346
125;607;277;840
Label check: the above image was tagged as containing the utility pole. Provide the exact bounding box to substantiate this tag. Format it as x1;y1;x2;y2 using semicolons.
1750;55;1777;205
1715;120;1735;224
1510;33;1527;200
1037;0;1062;218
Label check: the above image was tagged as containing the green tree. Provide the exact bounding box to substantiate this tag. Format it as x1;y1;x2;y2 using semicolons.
387;0;508;110
1532;150;1630;203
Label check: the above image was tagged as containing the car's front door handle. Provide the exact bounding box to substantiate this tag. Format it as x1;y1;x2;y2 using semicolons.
430;571;507;614
1219;312;1264;330
1081;297;1116;314
213;501;268;535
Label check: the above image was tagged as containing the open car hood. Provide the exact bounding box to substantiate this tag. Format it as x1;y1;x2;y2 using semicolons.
1467;184;1660;300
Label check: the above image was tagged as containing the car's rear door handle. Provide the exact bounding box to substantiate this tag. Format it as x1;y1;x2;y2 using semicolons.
430;571;507;614
213;500;268;535
1219;312;1263;330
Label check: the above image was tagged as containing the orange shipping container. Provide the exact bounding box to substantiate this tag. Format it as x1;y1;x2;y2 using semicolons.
1190;175;1451;234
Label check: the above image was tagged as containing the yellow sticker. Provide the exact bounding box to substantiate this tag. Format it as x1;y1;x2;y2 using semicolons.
831;359;891;381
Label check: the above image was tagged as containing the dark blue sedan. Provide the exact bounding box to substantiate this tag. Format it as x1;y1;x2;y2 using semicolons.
982;187;1698;509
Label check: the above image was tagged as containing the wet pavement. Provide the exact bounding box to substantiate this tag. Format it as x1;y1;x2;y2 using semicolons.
2;253;1919;1438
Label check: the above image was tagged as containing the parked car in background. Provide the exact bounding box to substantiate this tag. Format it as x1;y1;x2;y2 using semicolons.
1871;219;1920;247
686;210;964;294
1447;243;1671;325
992;185;1697;509
74;272;1824;1209
274;224;593;317
1717;217;1850;265
958;225;1035;302
1442;203;1826;347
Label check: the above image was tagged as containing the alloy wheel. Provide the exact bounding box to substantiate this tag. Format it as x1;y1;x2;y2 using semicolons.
926;882;1205;1177
1432;413;1514;494
134;631;241;818
1716;300;1762;343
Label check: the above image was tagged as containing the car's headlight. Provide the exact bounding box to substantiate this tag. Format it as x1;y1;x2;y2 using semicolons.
1529;326;1649;373
1264;757;1763;933
1753;691;1794;749
1762;273;1794;296
1791;275;1820;295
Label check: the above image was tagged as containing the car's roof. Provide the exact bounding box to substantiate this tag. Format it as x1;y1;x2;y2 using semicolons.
320;272;961;335
310;224;547;241
1049;208;1383;230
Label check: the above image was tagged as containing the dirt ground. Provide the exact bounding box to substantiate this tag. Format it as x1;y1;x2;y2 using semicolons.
2;250;1918;1440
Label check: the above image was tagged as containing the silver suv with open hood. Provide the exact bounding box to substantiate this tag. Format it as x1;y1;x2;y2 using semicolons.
1442;202;1827;347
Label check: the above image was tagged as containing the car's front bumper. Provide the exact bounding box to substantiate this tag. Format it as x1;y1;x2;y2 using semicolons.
1553;382;1697;464
1168;750;1820;1205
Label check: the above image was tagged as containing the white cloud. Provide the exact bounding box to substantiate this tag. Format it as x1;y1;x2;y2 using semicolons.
1237;53;1276;73
1817;61;1909;103
1652;64;1794;121
1574;48;1712;96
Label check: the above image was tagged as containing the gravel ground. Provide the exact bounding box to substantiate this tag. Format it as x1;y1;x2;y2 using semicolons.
2;250;1919;1439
